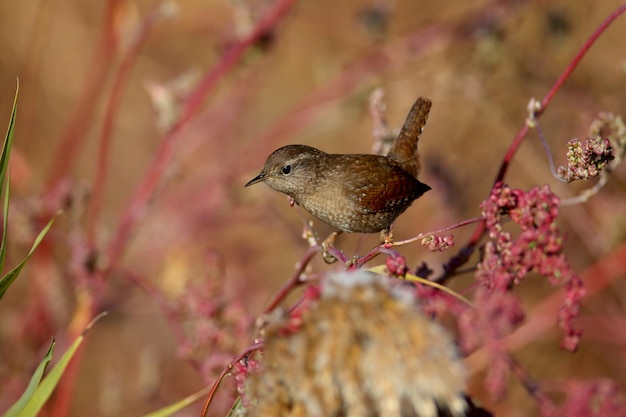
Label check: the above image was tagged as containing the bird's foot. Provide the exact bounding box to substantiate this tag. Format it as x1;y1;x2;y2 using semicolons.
322;231;342;264
380;227;394;247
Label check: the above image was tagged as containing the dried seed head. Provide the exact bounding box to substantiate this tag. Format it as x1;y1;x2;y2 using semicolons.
244;271;467;417
557;137;614;182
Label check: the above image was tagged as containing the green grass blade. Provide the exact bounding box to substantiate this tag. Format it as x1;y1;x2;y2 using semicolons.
0;80;18;278
226;397;244;417
16;313;107;417
0;171;10;274
2;339;55;417
0;78;18;192
366;265;473;307
140;387;211;417
0;213;58;301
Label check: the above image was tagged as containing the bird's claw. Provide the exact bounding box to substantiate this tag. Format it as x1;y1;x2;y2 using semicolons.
322;231;341;264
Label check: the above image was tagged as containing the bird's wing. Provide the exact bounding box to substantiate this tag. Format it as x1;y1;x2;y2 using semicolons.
347;168;430;213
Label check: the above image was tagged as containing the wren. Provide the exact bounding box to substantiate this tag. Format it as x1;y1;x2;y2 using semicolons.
245;97;432;234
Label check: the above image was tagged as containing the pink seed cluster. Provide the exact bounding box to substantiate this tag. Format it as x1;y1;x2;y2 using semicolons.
476;182;585;351
557;137;614;182
421;234;455;252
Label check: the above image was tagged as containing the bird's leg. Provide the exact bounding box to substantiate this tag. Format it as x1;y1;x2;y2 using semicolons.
322;231;343;264
380;225;394;246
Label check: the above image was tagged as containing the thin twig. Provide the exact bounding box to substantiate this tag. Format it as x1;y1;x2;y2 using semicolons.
560;174;609;206
263;246;320;314
45;0;121;187
199;341;264;417
86;5;162;243
392;216;484;247
533;118;565;182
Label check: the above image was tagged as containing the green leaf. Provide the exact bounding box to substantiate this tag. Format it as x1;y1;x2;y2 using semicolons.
2;339;55;417
226;397;244;417
16;312;107;417
0;213;58;301
0;80;18;277
140;387;211;417
0;79;18;193
0;171;10;275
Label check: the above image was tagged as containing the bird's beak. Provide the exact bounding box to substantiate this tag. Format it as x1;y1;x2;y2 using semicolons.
245;172;266;187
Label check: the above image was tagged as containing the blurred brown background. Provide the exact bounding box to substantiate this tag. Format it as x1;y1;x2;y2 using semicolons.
0;0;625;416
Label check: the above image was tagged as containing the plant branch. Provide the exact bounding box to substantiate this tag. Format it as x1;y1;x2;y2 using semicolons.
263;246;320;314
86;5;162;244
45;0;122;189
199;341;264;417
103;0;297;275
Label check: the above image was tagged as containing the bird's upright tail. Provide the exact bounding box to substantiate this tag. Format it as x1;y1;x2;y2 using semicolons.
386;97;432;178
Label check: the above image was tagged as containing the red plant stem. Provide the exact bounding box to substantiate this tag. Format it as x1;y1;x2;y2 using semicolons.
104;0;296;275
440;2;626;282
180;0;293;125
335;216;485;270
41;4;121;408
49;265;101;417
86;8;160;243
509;355;557;413
263;246;319;314
49;311;108;417
200;341;264;417
26;241;80;417
19;1;55;147
508;354;539;395
353;246;382;268
322;216;486;269
45;9;161;414
45;0;121;189
391;215;483;247
325;245;349;264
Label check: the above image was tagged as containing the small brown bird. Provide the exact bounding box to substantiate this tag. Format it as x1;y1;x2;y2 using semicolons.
245;97;432;234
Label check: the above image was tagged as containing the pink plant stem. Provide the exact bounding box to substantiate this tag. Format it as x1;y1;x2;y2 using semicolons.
200;341;264;417
343;216;484;269
45;10;159;413
509;356;557;413
353;246;382;268
104;0;296;275
391;215;483;247
441;2;626;281
325;245;349;264
263;246;319;314
45;0;121;189
323;216;485;269
86;7;161;243
180;0;295;125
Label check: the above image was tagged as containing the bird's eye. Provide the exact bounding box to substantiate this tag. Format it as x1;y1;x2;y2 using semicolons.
281;165;291;175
